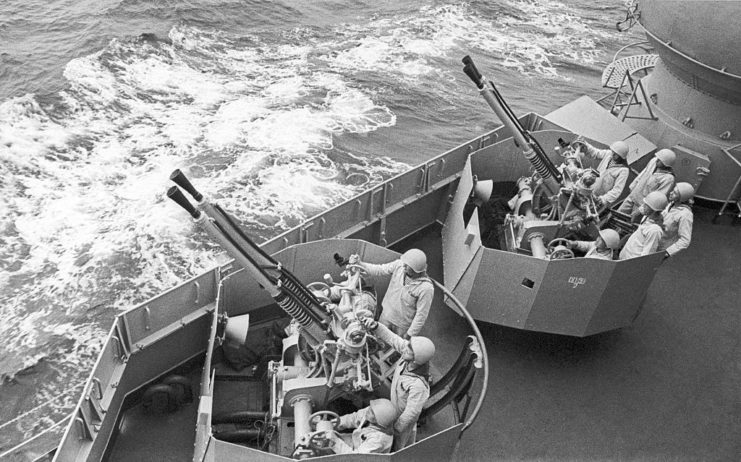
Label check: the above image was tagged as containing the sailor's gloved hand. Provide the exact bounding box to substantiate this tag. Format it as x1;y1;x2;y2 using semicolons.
362;317;378;331
564;240;575;249
346;254;368;275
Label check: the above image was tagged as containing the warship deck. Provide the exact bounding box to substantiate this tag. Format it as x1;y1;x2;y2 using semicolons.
43;207;738;462
399;207;739;461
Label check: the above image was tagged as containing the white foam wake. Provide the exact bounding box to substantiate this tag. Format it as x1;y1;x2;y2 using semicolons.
0;24;407;389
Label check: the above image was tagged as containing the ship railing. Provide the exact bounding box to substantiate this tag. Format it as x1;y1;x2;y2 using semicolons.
713;143;741;221
597;41;658;121
50;268;219;461
258;119;562;257
0;387;79;461
609;40;654;63
597;40;654;96
425;280;488;435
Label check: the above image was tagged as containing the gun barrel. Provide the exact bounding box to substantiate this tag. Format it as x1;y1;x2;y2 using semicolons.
168;186;281;297
168;174;329;344
167;186;200;219
462;55;563;193
170;169;204;202
171;170;282;277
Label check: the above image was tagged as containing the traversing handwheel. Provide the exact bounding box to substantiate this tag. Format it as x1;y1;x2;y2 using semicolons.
308;431;334;452
307;282;331;295
309;411;340;431
547;238;575;260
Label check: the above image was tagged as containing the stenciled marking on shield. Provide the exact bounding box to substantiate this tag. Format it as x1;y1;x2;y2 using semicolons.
568;276;586;288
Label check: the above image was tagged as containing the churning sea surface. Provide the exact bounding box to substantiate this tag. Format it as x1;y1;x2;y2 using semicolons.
0;0;641;452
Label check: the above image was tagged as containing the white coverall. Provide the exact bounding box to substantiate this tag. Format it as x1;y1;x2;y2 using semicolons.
331;407;393;454
619;218;663;259
374;324;430;450
618;158;675;215
571;240;613;260
659;203;694;256
583;145;629;206
363;259;433;337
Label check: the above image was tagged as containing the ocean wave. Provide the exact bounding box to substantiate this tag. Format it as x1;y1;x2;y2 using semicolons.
312;1;615;82
0;20;410;391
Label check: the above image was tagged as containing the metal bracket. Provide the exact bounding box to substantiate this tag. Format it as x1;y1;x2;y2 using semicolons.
111;336;126;362
468;336;484;368
417;166;428;193
75;416;90;440
92;377;104;400
193;281;201;304
618;75;657;121
87;380;107;417
478;133;498;150
425;163;434;192
317;218;326;239
436;181;458;225
378;215;388;247
381;183;389;214
301;222;315;243
715;143;741;220
368;186;387;221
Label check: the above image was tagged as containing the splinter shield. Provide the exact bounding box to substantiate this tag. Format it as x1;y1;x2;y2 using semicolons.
452;248;664;337
211;424;462;461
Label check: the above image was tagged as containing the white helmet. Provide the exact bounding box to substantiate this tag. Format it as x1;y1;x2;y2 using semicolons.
401;249;427;273
655;149;676;167
643;191;669;212
610;141;629;159
674;182;695;203
369;399;397;428
410;336;435;365
598;228;620;250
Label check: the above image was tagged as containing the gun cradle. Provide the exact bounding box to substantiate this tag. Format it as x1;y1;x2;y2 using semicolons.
268;267;387;458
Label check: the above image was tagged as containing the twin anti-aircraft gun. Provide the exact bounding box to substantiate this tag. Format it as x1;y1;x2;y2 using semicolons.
168;172;385;457
439;57;661;337
167;171;484;459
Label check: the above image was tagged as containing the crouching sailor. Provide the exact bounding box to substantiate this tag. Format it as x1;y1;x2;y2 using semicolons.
564;228;620;260
328;399;397;454
362;317;434;450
